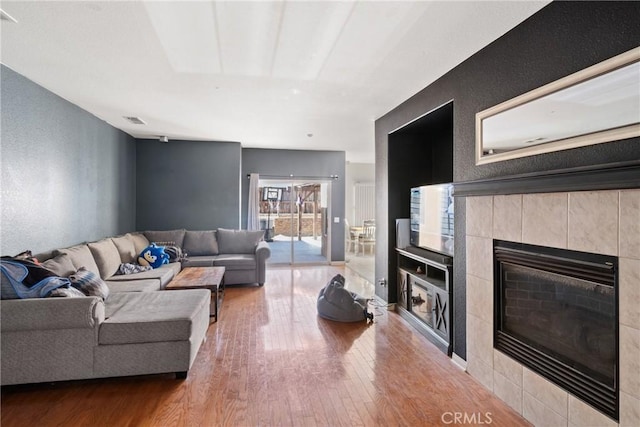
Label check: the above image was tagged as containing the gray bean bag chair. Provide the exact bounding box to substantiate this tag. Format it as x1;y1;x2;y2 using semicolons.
317;274;373;322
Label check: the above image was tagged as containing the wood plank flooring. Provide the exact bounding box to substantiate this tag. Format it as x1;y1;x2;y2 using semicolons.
1;266;530;426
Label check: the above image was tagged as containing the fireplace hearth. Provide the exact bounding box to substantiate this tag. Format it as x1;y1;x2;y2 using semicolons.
494;240;618;420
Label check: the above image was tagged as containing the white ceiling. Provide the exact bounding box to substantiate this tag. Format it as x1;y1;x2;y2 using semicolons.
0;1;549;163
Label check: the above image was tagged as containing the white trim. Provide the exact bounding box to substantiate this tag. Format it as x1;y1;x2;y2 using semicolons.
451;353;467;371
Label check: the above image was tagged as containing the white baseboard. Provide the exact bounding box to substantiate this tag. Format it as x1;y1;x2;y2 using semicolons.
451;353;467;371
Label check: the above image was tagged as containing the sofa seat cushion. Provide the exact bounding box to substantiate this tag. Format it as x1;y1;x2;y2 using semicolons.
162;261;182;276
100;289;210;345
213;254;256;271
181;256;215;268
105;279;161;293
106;265;174;287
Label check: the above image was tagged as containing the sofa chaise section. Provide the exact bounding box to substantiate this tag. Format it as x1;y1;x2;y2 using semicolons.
94;289;210;379
0;289;210;385
1;296;104;385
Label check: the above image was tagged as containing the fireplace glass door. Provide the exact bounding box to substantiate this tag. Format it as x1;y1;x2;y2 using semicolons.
499;263;616;385
494;240;618;420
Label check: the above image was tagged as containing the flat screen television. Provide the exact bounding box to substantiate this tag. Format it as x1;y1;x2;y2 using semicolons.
410;183;454;257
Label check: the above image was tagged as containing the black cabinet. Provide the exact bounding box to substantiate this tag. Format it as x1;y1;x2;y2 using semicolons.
396;247;452;355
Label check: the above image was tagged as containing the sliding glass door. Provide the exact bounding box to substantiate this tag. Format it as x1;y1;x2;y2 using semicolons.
258;178;331;265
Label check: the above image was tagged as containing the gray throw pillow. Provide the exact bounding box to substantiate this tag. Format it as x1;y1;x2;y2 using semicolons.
183;230;218;256
69;267;110;300
217;228;264;254
41;253;76;277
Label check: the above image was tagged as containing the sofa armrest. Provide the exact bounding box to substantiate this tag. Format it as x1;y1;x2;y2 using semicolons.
1;297;105;332
255;241;271;285
255;241;271;261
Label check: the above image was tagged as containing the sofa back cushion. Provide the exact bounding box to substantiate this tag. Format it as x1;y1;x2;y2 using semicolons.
216;229;264;254
144;229;186;248
111;235;137;264
183;230;219;256
88;239;122;279
41;253;76;277
127;233;150;255
54;245;100;276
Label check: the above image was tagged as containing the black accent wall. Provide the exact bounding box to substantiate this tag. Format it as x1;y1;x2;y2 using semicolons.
387;102;454;298
0;65;137;255
375;1;640;360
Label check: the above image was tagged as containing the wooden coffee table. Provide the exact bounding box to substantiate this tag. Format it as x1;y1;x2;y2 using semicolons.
166;266;225;322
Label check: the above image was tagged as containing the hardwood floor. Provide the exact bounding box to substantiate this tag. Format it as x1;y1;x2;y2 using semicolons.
1;266;530;426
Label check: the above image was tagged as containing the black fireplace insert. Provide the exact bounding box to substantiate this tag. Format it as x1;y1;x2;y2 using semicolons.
493;240;618;420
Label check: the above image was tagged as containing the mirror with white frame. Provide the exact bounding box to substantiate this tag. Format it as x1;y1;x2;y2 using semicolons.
476;47;640;165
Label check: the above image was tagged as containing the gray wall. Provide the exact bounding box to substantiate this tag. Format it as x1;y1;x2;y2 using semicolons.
241;148;346;262
136;139;242;231
1;65;136;255
375;1;640;360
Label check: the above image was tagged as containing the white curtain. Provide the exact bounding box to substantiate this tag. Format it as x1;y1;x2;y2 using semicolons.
247;173;261;230
354;183;375;226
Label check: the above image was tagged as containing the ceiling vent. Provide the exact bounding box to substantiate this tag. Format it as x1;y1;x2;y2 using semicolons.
123;116;147;125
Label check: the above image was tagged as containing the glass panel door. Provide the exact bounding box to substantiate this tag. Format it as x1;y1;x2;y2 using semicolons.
259;178;331;265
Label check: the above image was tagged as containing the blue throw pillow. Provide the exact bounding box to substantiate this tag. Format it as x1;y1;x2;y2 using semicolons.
137;243;169;269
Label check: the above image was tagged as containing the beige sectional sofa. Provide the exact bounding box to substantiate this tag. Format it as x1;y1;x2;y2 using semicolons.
0;228;270;386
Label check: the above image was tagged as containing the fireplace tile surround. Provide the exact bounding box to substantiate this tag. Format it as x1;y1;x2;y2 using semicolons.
465;189;640;426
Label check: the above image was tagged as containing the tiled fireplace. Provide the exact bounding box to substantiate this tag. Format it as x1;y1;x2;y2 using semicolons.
465;189;639;426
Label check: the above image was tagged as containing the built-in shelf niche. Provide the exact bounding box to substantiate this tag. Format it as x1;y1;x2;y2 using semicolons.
386;100;454;304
